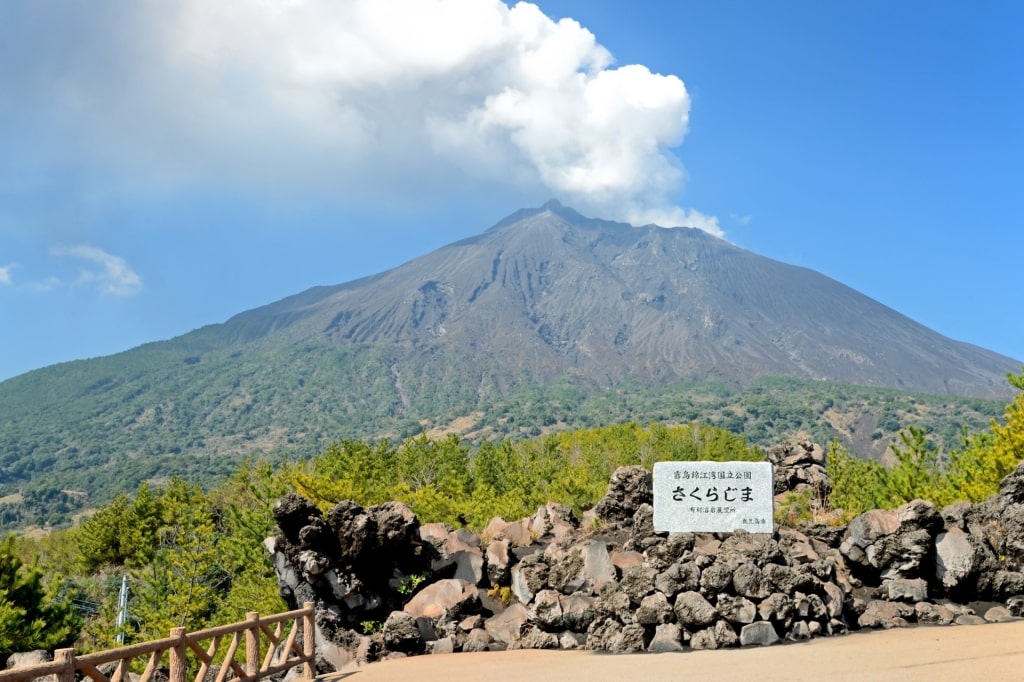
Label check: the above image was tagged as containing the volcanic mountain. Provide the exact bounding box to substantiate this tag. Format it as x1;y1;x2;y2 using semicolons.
0;201;1018;521
197;200;1016;398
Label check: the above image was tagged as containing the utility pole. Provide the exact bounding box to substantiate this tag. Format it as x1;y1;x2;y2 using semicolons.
115;575;129;645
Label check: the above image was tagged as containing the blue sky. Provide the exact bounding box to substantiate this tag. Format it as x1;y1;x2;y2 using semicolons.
1;1;1021;382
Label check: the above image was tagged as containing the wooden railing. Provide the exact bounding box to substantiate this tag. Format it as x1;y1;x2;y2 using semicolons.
0;603;315;682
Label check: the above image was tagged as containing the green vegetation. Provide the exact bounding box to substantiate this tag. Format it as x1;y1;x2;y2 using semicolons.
291;423;763;527
0;356;1004;530
3;369;1022;654
0;535;81;659
826;369;1024;518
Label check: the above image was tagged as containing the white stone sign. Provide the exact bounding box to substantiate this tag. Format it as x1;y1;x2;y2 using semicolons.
653;461;774;533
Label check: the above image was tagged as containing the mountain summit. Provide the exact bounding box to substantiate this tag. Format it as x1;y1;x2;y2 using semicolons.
198;201;1017;399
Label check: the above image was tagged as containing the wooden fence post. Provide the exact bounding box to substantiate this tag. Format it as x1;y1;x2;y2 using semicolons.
170;627;187;682
246;612;260;681
55;649;75;682
302;602;315;680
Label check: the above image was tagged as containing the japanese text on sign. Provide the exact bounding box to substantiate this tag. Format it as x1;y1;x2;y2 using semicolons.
652;461;773;533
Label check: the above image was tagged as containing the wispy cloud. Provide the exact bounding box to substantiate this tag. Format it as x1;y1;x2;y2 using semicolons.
730;213;753;226
51;245;142;296
27;277;61;293
0;263;14;285
3;0;719;235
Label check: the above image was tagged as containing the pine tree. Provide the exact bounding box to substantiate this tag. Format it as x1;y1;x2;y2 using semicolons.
0;536;81;658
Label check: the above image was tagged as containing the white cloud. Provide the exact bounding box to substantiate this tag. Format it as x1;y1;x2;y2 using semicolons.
7;0;720;235
27;277;61;293
0;264;13;285
51;245;142;296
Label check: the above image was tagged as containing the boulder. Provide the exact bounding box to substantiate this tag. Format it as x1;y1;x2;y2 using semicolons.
999;461;1024;504
6;651;59;682
739;621;780;647
382;611;423;652
647;623;685;653
719;531;784;568
560;593;597;632
449;550;485;586
635;591;673;626
510;553;548;604
858;600;914;629
673;591;717;628
484;604;529;645
732;563;772;600
619;565;657;605
403;579;479;621
655;560;701;598
716;594;757;624
595;585;633;624
610;550;646;572
881;578;929;603
593;466;652;524
576;540;617;593
690;620;739;650
758;592;794;625
429;637;454;655
914;601;955;625
984;606;1015;623
529;590;566;631
699;562;733;594
934;527;977;591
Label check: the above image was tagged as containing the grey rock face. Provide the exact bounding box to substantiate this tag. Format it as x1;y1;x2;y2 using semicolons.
655;560;701;597
647;623;685;653
403;579;479;621
716;594;757;624
673;591;718;628
635;591;673;626
511;553;548;604
739;621;780;647
484;604;529;645
620;565;658;605
732;563;772;600
485;539;512;585
593;466;652;524
700;562;733;594
881;578;928;603
934;527;977;590
382;611;423;652
914;601;954;625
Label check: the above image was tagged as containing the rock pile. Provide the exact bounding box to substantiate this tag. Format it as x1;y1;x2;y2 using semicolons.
768;438;829;499
267;451;1024;672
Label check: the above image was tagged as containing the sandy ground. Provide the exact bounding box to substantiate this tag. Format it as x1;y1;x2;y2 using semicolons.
327;621;1024;682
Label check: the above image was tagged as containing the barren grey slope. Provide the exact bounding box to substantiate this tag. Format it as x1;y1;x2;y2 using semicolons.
213;201;1018;399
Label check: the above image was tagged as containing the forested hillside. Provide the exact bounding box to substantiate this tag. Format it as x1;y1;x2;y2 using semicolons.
0;372;1005;529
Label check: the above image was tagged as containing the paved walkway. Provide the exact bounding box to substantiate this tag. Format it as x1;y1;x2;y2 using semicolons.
327;620;1024;682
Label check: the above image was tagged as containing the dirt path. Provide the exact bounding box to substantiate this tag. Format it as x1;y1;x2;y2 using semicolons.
328;620;1024;682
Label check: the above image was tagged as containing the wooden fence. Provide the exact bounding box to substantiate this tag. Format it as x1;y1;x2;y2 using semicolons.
0;603;315;682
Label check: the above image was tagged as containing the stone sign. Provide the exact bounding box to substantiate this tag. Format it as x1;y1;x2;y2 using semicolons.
652;461;774;533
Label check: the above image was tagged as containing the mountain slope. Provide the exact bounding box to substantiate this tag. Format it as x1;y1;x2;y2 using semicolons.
0;201;1018;525
186;200;1018;397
